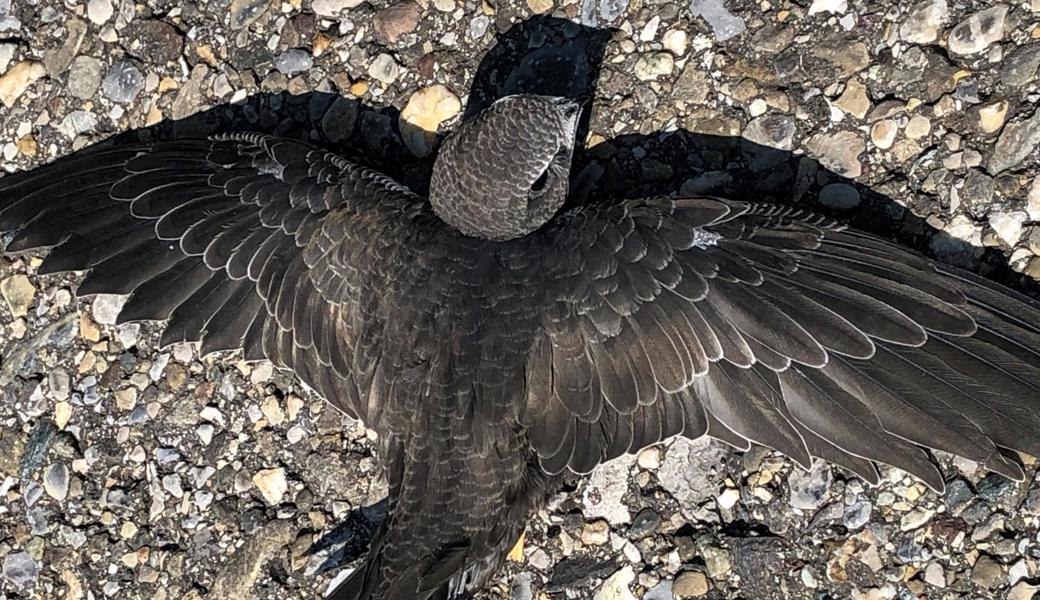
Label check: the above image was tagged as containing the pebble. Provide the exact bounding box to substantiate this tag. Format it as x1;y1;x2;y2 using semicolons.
717;487;740;509
788;462;832;510
1028;177;1040;220
742;114;796;150
581;519;611;545
834;79;870;119
2;551;39;589
662;30;688;56
701;546;731;579
209;520;294;597
988;107;1040;175
373;2;420;44
43;18;87;75
54;402;72;429
91;294;126;325
594;565;636;600
806;131;865;178
899;507;935;531
399;84;462;157
972;555;1005;589
1;274;35;317
672;571;709;597
86;0;113;25
583;454;635;525
57;110;97;138
67;56;104;100
899;0;949;44
123;20;184;64
368;53;400;85
527;0;552;14
634;52;674;81
102;61;145;104
947;5;1009;56
658;438;729;518
228;0;269;29
1009;582;1040;600
311;0;364;17
43;463;69;500
975;99;1009;134
870;120;898;149
820;182;861;209
274;49;313;75
253;468;288;505
637;446;661;470
0;60;45;107
689;0;746;42
260;396;285;425
989;211;1027;246
809;0;847;15
1000;44;1040;87
843;499;872;529
924;561;946;587
905;115;932;139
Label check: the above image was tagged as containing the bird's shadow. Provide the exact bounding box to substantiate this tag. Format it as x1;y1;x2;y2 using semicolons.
8;10;1039;591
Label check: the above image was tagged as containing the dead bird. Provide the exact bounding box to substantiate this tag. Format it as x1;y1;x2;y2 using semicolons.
2;93;1040;599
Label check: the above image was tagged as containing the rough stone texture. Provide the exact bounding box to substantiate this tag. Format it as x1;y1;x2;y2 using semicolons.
1;1;1040;599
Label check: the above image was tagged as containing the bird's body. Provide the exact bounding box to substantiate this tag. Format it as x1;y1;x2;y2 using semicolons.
2;95;1040;599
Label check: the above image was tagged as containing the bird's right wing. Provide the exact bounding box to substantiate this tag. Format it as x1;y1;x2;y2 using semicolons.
0;133;428;427
523;196;1040;490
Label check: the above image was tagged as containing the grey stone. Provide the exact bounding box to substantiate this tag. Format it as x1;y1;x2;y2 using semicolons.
0;0;21;31
67;55;104;100
819;182;861;209
1000;44;1040;87
510;572;533;600
743;114;796;151
690;0;746;42
806;131;865;178
123;19;185;64
101;61;145;104
658;437;729;518
988;108;1040;175
971;555;1006;589
948;5;1009;56
43;463;69;500
2;551;39;589
581;453;635;525
581;0;630;24
322;96;359;143
899;0;949;45
43;18;87;75
58;110;99;139
843;500;872;529
787;461;832;510
368;54;400;85
311;0;364;17
274;49;313;75
228;0;269;29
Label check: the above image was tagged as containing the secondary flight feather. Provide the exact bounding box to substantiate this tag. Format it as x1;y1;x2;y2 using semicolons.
2;94;1039;599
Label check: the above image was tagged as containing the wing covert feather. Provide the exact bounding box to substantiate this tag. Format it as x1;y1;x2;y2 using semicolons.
529;195;1040;490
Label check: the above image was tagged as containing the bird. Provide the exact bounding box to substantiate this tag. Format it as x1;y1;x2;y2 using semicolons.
2;92;1040;600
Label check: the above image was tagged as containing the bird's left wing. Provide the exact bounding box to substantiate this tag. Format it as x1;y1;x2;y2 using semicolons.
522;196;1040;490
0;133;425;427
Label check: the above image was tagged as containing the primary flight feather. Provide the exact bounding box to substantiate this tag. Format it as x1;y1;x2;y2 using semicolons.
2;93;1040;599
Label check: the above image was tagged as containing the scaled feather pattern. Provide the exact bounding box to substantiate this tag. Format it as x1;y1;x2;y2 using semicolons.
2;94;1040;600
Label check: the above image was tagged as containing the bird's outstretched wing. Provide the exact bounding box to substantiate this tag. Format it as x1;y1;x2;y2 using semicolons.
0;133;427;428
524;196;1040;490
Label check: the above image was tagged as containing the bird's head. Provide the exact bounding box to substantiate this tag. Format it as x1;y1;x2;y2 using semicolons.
429;94;583;241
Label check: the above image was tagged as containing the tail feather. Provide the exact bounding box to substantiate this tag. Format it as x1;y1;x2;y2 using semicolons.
328;434;554;600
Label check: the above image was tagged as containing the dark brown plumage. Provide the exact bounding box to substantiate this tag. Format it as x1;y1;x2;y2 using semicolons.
2;94;1040;600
